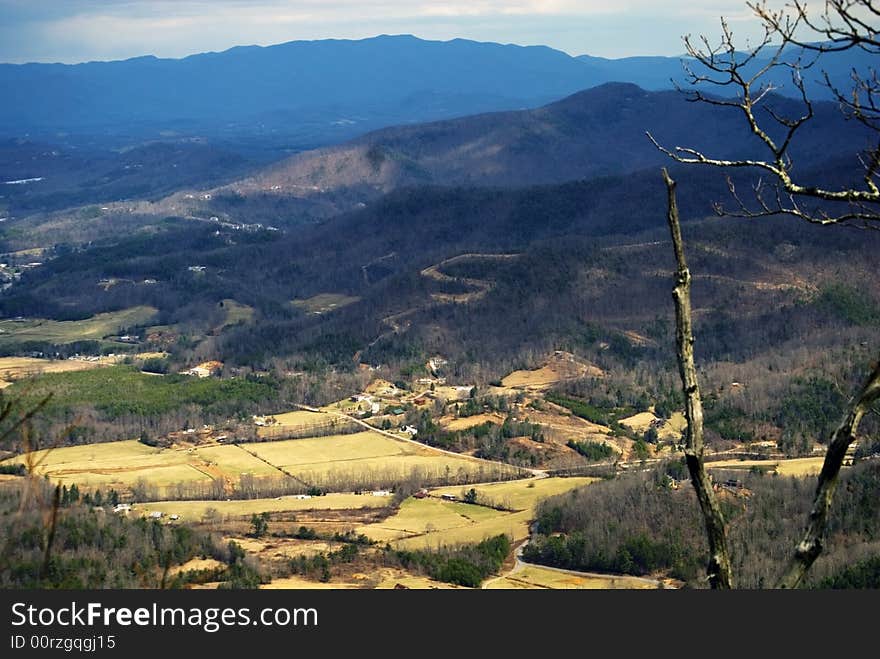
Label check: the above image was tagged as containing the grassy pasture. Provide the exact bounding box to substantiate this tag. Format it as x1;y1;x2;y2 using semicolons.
361;477;594;548
485;565;663;589
0;440;286;494
256;409;353;438
360;498;504;541
431;476;596;512
246;432;409;467
0;306;157;347
707;456;826;477
245;431;507;488
393;510;533;550
135;493;391;519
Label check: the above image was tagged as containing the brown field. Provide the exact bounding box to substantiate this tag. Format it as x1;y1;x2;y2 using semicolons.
217;299;254;329
441;412;506;432
517;404;612;439
168;558;225;577
260;577;361;590
619;410;687;441
373;572;464;589
502;351;604;390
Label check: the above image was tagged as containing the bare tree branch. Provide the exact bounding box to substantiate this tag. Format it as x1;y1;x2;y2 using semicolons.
662;168;734;589
777;357;880;588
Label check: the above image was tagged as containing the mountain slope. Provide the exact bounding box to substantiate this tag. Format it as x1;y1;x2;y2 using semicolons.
238;83;873;197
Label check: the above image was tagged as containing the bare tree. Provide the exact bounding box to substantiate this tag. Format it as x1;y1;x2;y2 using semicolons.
663;168;734;589
652;0;880;587
648;1;880;228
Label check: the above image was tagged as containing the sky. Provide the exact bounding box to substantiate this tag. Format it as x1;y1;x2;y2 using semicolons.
0;1;770;64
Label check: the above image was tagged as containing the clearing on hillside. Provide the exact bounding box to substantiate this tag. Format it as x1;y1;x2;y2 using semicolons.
502;351;604;390
619;410;687;441
292;294;361;314
0;306;157;348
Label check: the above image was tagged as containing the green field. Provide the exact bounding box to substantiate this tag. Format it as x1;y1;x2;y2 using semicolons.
6;365;279;418
0;306;157;348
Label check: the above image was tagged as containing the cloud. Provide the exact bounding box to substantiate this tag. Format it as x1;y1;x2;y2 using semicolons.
0;1;769;63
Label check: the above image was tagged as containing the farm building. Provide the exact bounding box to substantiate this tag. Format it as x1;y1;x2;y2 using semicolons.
182;360;223;378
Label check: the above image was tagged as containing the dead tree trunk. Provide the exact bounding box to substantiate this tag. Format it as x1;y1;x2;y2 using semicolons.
777;359;880;588
663;168;734;589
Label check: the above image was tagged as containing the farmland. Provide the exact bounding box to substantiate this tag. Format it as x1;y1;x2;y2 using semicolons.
707;456;826;477
5;364;279;419
359;477;592;548
0;429;523;498
0;306;157;349
245;430;522;489
431;476;596;512
0;356;106;388
484;564;666;589
136;492;392;520
501;352;604;390
0;440;285;493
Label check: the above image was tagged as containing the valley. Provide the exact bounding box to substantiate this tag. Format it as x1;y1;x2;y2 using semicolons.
1;24;879;593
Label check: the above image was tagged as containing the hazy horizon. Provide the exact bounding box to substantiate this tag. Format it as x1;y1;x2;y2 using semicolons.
0;0;765;64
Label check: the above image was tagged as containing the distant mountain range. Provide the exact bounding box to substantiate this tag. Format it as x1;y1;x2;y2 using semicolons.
1;34;875;144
